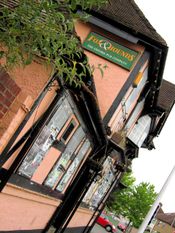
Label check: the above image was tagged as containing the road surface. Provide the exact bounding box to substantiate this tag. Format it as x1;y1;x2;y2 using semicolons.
91;223;122;233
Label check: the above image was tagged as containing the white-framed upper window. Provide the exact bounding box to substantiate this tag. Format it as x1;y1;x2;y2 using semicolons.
109;66;148;133
127;114;151;147
123;67;148;116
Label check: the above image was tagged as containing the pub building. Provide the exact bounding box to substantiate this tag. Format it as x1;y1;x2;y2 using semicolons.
0;0;175;233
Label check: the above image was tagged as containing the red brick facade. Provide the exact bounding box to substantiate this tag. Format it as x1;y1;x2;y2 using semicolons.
0;68;21;119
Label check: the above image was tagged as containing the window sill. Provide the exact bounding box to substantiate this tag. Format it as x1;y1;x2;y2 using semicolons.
8;173;64;201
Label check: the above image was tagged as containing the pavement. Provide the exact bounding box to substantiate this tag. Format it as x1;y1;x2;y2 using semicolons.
47;223;123;233
90;224;107;233
91;223;123;233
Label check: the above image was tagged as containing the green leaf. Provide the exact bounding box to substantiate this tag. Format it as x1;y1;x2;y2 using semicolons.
0;0;108;85
0;51;4;59
107;172;157;228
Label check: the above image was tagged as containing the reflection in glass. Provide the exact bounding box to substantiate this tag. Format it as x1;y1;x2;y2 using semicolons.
61;119;76;142
18;97;72;178
124;67;148;115
56;139;91;192
83;157;115;209
44;127;85;188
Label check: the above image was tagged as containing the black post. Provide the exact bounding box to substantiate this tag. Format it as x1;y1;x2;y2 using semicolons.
44;158;103;233
83;170;122;233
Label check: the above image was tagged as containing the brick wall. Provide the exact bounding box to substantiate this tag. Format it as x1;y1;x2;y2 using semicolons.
0;61;53;156
0;68;21;119
0;67;33;154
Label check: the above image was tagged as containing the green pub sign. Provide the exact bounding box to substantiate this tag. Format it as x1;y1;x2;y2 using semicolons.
82;32;139;70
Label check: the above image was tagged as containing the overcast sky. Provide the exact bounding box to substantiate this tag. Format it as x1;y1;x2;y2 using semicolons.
132;0;175;213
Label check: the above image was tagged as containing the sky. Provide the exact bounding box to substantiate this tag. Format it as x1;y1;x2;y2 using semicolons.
132;0;175;213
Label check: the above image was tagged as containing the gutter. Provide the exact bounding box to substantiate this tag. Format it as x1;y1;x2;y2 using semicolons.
77;11;139;44
153;46;168;107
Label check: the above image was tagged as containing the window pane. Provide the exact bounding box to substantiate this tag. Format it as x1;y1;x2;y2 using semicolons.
127;114;151;147
44;127;85;188
91;160;115;208
48;98;72;132
125;98;145;130
124;67;148;115
83;157;115;209
18;125;51;178
56;139;91;192
61;119;76;142
17;97;72;178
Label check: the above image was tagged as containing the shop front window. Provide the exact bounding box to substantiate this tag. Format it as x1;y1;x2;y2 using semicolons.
61;119;77;143
17;97;72;178
17;93;92;195
56;139;91;192
83;157;115;209
44;127;85;188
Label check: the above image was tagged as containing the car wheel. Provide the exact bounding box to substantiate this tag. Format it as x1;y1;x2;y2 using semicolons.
105;225;112;232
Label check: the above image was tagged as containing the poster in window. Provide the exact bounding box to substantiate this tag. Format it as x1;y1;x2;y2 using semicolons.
18;97;73;178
